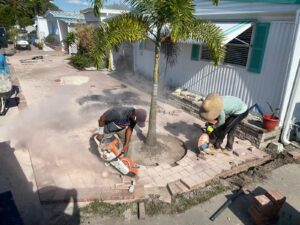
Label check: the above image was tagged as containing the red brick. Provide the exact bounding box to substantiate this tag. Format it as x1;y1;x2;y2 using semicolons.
167;180;182;196
248;206;278;225
180;177;197;189
175;180;189;192
254;195;272;207
266;190;286;204
288;151;300;160
233;148;248;157
138;202;146;219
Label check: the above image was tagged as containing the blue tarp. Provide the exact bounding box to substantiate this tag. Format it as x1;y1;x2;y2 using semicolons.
0;54;10;76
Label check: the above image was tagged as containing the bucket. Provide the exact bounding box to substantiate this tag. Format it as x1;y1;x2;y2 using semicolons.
262;114;279;131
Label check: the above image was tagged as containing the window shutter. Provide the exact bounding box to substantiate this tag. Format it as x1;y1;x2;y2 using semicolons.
191;44;200;61
248;23;270;74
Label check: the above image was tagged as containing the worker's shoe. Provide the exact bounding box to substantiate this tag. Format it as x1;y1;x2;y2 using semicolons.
197;152;206;160
222;148;233;156
204;146;220;155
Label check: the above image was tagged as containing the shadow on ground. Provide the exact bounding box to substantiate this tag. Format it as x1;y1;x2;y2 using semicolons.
215;186;300;225
77;88;149;117
110;71;173;99
0;142;80;225
164;121;202;152
0;85;19;116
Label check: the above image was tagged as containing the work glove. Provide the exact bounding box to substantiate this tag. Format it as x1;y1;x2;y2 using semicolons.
207;125;214;134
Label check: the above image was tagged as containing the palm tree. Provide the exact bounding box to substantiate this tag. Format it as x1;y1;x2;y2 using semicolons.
92;0;226;146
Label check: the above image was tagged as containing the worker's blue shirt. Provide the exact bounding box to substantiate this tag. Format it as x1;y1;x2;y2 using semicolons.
216;96;248;128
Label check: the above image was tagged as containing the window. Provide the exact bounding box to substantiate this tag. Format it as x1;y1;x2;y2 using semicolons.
201;45;211;61
224;27;253;66
201;27;253;67
191;44;200;61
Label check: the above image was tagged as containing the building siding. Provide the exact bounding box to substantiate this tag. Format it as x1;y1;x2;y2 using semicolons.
134;22;294;113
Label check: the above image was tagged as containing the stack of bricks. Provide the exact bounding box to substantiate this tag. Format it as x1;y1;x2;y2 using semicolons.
248;190;286;225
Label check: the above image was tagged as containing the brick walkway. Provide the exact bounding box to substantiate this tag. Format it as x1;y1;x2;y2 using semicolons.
4;53;271;204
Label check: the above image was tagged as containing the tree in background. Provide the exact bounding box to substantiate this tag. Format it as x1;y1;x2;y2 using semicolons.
69;25;100;70
64;32;76;54
91;0;225;146
75;24;96;54
0;0;60;28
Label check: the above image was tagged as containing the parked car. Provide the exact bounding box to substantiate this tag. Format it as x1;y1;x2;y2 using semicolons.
15;34;31;50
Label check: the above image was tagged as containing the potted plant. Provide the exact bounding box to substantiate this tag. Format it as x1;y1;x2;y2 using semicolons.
262;102;280;131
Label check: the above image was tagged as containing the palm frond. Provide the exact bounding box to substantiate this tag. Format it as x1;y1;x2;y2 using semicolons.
106;12;150;47
211;0;220;6
176;18;225;65
91;12;149;70
91;26;108;70
160;0;195;36
91;0;105;16
124;0;153;14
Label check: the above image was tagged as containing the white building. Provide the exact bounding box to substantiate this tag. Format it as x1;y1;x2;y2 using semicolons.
35;11;85;51
131;0;300;145
34;8;126;52
81;8;128;25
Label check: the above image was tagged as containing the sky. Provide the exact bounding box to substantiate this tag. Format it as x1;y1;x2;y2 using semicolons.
53;0;122;12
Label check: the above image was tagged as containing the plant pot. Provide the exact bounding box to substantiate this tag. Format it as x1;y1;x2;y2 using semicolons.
262;114;279;131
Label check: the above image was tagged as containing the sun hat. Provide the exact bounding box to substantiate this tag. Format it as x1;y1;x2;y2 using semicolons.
199;93;223;121
135;108;147;127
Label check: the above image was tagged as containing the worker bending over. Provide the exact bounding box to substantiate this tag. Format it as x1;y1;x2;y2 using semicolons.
95;106;147;154
200;93;248;152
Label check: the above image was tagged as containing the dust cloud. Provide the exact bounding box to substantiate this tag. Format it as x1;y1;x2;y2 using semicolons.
0;89;98;161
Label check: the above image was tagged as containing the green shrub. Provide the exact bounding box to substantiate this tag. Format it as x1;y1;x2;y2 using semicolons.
69;53;96;70
7;28;19;43
36;42;43;50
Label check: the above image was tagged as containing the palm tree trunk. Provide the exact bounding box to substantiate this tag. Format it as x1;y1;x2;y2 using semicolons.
146;40;161;146
108;48;114;72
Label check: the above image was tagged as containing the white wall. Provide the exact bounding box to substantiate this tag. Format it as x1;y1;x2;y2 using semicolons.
58;20;68;41
36;17;49;39
84;12;100;23
134;22;294;113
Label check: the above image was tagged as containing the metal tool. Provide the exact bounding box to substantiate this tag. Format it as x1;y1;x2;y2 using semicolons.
209;187;245;221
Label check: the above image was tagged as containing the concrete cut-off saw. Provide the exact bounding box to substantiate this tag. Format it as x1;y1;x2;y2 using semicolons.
94;134;139;177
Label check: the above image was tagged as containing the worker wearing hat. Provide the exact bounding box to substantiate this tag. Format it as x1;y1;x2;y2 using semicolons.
200;93;248;152
95;106;147;154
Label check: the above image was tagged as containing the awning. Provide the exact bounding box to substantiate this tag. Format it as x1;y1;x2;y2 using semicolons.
181;22;253;45
217;22;252;44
